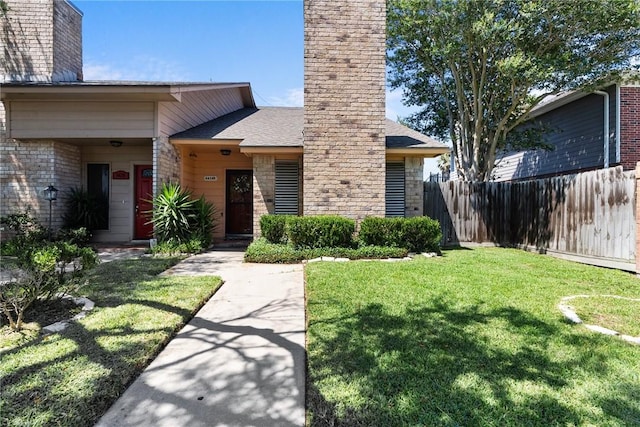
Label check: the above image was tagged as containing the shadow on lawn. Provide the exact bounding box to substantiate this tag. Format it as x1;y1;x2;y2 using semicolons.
307;297;636;426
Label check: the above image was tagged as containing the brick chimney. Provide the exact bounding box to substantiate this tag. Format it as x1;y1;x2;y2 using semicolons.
1;0;83;82
303;0;387;220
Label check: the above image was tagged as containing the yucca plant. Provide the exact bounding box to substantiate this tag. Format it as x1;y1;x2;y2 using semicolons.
190;195;217;247
148;182;197;244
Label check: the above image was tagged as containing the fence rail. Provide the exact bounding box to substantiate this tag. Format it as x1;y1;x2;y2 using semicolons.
424;166;636;267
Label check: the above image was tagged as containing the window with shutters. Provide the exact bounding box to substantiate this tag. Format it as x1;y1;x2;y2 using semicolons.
385;161;405;217
275;161;300;215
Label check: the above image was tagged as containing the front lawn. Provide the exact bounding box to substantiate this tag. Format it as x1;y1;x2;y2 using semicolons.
0;257;222;427
306;248;640;426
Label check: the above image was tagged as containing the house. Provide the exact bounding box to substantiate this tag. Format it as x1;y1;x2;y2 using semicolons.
492;78;640;182
0;0;448;243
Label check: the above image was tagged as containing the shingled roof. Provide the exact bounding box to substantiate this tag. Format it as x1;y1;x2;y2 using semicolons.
171;107;447;151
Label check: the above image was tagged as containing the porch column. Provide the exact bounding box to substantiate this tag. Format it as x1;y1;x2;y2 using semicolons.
153;136;181;194
253;155;275;238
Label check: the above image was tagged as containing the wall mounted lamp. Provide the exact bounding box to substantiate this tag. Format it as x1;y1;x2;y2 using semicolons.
110;140;123;148
43;184;58;240
220;149;231;156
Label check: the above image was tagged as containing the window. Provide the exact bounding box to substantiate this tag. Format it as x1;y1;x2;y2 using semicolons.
87;163;109;230
275;161;299;215
385;161;405;217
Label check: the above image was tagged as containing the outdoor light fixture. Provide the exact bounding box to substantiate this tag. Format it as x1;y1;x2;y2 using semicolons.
43;184;58;240
220;149;231;156
109;140;123;147
189;151;198;158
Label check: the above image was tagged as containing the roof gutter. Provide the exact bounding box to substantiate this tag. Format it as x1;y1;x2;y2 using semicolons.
593;90;610;168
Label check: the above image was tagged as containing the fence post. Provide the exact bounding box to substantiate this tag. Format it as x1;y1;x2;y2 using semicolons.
636;162;640;276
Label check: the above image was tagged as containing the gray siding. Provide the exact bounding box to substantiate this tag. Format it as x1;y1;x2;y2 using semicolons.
493;85;617;181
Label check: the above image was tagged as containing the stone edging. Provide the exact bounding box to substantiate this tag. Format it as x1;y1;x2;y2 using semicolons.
558;295;640;345
41;295;95;335
302;252;438;264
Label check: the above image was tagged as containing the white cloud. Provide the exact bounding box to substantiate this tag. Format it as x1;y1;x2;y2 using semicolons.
83;56;189;82
268;88;304;107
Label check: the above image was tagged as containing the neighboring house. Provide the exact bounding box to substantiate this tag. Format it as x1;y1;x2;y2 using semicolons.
492;79;640;182
0;0;448;242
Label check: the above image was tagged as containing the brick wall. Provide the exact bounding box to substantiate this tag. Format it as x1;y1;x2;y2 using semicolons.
620;86;640;170
303;0;387;221
252;155;276;237
405;157;424;217
1;0;82;82
0;135;79;229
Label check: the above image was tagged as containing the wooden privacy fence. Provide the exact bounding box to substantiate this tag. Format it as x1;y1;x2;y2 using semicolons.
424;166;637;271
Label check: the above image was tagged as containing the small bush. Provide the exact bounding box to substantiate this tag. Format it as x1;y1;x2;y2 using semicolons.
0;209;47;256
260;215;294;244
191;196;217;247
150;238;205;255
1;239;98;331
359;217;404;247
287;215;355;249
400;216;442;252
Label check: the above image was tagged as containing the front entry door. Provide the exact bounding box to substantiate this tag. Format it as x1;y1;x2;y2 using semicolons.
134;165;154;239
226;170;253;235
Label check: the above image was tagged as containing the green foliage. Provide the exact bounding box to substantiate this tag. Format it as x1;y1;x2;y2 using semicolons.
150;238;205;256
287;215;355;249
0;209;47;256
149;182;218;249
149;182;196;244
191;195;217;247
1;239;98;331
56;227;91;246
62;187;107;231
260;214;295;244
359;217;404;247
400;216;442;252
387;0;640;181
244;238;408;264
359;216;442;252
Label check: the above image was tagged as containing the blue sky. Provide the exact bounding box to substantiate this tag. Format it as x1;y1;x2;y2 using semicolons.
75;0;415;118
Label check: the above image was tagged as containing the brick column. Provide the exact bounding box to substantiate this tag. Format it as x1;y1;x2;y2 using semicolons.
405;157;424;217
252;155;275;238
303;0;387;221
153;136;181;194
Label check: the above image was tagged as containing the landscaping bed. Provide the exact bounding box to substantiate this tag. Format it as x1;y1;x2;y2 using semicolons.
306;247;640;426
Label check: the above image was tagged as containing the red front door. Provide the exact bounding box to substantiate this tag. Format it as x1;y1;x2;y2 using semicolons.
134;165;154;239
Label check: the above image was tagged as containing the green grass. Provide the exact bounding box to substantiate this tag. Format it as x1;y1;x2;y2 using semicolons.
306;247;640;426
0;256;222;427
570;296;640;337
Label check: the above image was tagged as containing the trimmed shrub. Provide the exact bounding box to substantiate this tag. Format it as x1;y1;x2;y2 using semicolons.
359;217;404;247
260;214;293;244
400;216;442;252
287;215;355;249
244;238;409;264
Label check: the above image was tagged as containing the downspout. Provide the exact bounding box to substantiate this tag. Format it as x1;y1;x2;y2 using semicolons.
615;84;621;164
594;90;610;168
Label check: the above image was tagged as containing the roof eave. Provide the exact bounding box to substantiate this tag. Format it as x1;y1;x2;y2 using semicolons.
386;147;449;157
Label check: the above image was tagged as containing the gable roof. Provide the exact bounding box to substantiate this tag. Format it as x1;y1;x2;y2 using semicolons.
171;107;448;154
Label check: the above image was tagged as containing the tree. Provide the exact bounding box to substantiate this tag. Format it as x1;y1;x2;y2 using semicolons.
387;0;640;181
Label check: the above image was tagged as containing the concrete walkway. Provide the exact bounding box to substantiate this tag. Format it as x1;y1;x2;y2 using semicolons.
95;249;306;427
